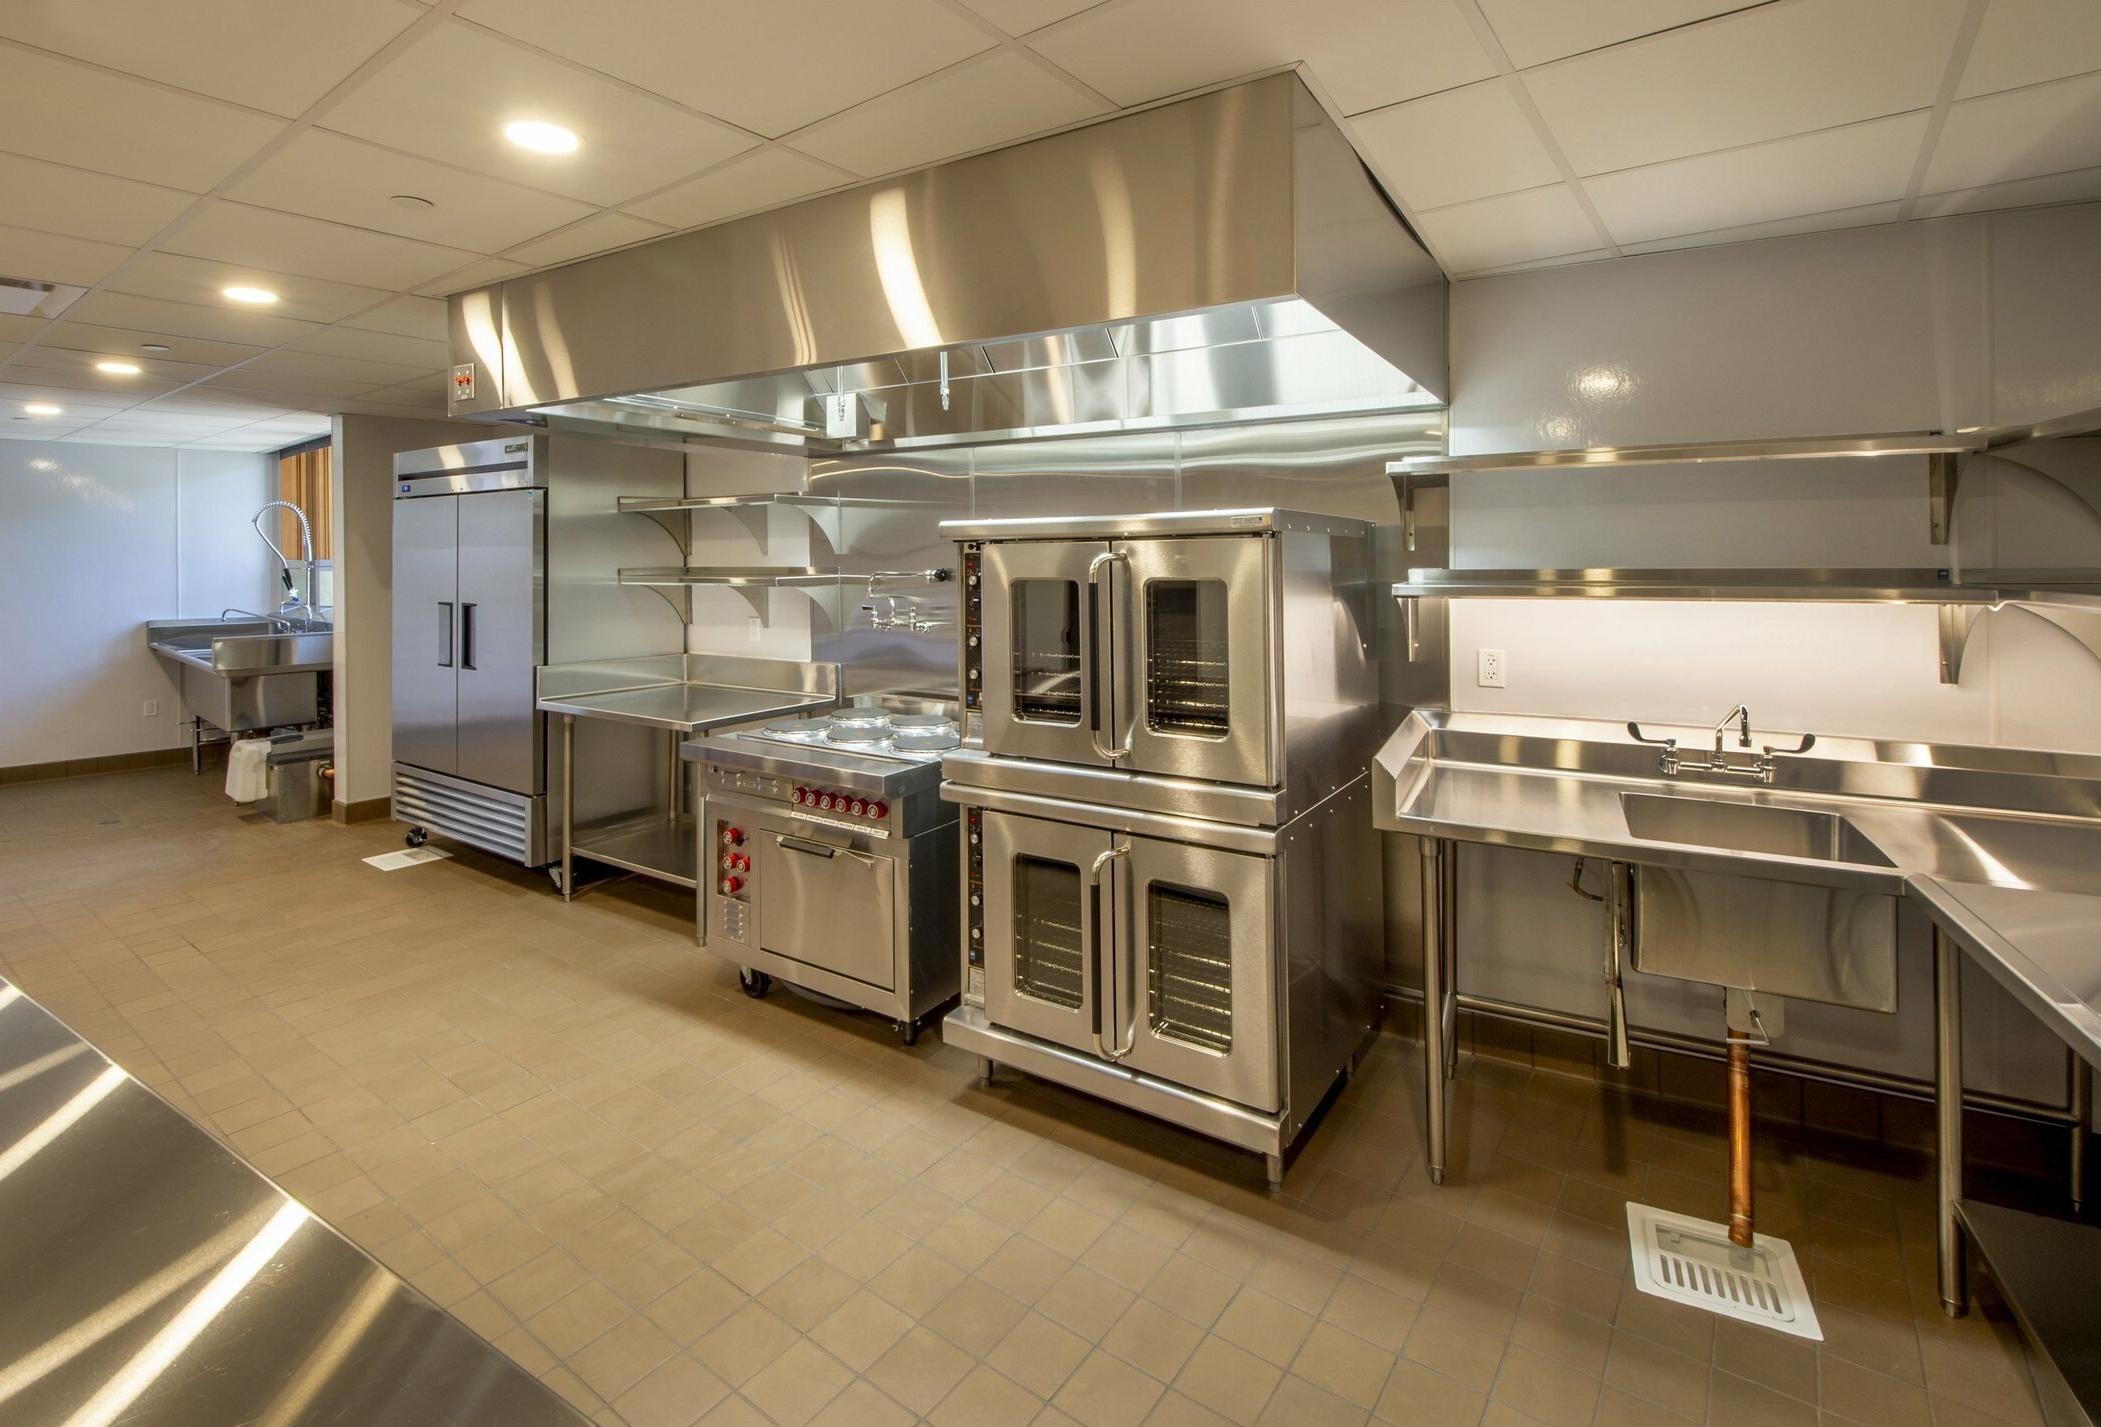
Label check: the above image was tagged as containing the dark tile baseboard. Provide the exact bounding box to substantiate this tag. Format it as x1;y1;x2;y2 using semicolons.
333;795;392;825
0;746;199;785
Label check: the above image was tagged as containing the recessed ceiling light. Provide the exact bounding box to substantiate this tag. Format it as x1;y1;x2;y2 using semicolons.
23;402;63;415
95;359;142;375
222;285;279;305
140;342;172;353
389;193;436;210
503;119;580;155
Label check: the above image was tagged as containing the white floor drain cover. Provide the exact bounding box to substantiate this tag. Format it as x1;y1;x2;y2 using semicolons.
362;846;453;872
1625;1203;1822;1340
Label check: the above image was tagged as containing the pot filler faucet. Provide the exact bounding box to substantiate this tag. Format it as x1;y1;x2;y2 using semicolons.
1626;704;1817;783
251;500;324;629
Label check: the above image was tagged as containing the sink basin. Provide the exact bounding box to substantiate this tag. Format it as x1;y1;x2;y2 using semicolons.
1926;814;2101;895
1621;792;1894;868
145;619;329;736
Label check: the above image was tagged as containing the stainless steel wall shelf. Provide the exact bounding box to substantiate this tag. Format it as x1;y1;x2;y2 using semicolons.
1392;568;2101;685
1387;432;1983;476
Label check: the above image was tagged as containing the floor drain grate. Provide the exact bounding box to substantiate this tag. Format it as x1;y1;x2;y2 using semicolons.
1625;1203;1822;1340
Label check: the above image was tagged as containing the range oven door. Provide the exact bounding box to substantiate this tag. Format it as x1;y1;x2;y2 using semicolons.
976;539;1114;768
751;824;897;990
979;806;1280;1112
1114;834;1279;1111
1118;535;1277;788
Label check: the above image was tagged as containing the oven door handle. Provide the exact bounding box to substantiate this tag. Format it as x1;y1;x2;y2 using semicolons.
1087;842;1130;1062
1086;551;1130;762
779;834;876;867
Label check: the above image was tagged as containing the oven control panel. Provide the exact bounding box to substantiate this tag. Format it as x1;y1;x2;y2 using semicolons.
713;819;750;945
961;543;982;712
964;806;984;1004
791;786;889;821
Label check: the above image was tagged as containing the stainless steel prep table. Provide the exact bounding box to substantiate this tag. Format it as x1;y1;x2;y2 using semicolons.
536;656;838;900
1375;710;2101;1369
0;975;584;1427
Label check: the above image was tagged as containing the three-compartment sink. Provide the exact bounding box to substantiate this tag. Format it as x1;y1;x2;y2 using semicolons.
146;619;331;738
1619;792;1895;868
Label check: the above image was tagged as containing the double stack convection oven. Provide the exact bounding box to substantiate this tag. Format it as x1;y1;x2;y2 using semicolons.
939;509;1384;1188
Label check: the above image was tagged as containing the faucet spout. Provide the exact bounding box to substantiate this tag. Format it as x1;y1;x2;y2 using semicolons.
1713;703;1751;753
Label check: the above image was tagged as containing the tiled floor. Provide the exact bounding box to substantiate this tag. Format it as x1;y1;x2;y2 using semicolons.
0;765;2053;1427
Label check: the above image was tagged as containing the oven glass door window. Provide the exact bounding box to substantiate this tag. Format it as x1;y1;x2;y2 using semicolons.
1144;579;1229;738
1012;579;1083;726
1014;854;1084;1009
1146;883;1232;1052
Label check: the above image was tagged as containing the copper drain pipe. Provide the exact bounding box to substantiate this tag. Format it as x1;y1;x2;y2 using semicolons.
1727;1036;1754;1247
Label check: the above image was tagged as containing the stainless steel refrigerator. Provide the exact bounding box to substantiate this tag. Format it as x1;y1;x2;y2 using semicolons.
390;435;681;866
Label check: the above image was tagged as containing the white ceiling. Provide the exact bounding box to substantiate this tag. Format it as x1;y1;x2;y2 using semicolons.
2;0;2097;451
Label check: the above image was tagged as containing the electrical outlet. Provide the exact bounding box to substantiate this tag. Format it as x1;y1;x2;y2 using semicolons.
142;698;159;718
746;616;763;643
1476;648;1506;688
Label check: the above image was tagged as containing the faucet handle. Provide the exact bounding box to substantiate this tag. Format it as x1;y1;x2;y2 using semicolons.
1626;721;1676;749
1763;732;1816;757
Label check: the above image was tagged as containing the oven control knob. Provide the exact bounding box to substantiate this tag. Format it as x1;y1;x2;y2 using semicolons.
720;875;743;894
721;827;744;846
821;793;839;810
849;799;866;817
793;786;810;804
869;801;888;819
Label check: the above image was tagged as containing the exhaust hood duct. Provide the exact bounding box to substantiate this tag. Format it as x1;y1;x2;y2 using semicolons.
448;72;1446;449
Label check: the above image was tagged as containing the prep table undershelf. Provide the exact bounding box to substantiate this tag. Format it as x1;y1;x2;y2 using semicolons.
1956;1199;2101;1426
567;811;699;888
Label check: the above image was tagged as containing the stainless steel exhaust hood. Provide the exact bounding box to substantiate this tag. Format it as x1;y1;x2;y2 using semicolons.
448;72;1446;450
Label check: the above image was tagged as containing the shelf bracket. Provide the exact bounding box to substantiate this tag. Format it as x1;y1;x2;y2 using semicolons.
2017;601;2101;672
639;583;690;625
1937;603;1982;684
1929;452;1960;546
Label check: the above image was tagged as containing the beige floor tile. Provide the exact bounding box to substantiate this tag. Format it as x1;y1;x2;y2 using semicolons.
1289;1321;1396;1409
988;1310;1094;1398
691;1302;799;1387
1254;1373;1369;1427
739;1338;853;1427
1057;1346;1169;1427
526;1281;631;1358
645;1267;746;1345
807;1289;914;1373
925;1273;1031;1357
568;1313;680;1401
1102;1297;1207;1383
610;1351;731;1427
1040;1263;1140;1342
867;1324;976;1416
929;1363;1045;1427
1212;1286;1314;1369
806;1379;916;1427
1173;1336;1282;1427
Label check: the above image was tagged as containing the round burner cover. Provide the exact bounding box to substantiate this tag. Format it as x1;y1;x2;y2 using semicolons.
824;723;889;745
893;725;960;751
763;717;832;739
888;712;952;729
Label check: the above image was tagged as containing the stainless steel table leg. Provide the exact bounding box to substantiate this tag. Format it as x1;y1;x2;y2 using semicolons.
191;719;202;775
1440;840;1459;1082
560;714;575;904
1421;837;1449;1186
2071;1055;2091;1216
1264;1153;1285;1192
1935;925;1967;1317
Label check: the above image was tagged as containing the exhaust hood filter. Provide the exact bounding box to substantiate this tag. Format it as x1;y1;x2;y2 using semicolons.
448;72;1448;449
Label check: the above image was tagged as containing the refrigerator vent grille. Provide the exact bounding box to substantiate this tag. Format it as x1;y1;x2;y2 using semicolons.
392;767;532;866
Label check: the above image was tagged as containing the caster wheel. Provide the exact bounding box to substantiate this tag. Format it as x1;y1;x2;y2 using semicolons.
898;1020;920;1046
404;826;428;848
739;968;772;999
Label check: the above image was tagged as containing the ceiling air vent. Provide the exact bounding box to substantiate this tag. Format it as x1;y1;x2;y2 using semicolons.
0;275;89;319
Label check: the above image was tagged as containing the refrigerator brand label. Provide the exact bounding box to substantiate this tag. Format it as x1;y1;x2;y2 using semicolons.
450;363;476;401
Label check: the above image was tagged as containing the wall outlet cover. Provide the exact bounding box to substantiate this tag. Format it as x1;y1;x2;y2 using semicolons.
1477;648;1506;688
746;616;763;643
142;698;159;717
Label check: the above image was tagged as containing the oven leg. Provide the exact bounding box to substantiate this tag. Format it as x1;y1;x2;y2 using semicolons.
1420;838;1449;1186
560;714;575;905
975;1056;995;1087
1935;925;1967;1317
1264;1153;1285;1193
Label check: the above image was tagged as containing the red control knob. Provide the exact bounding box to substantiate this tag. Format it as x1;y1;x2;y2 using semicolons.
721;875;743;895
819;793;837;810
869;801;889;819
849;799;867;817
721;827;744;846
793;786;810;804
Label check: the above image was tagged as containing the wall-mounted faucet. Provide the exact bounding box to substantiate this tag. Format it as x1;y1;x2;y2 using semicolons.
1627;704;1817;783
252;501;324;627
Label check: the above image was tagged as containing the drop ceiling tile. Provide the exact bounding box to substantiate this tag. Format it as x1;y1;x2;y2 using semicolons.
332;395;452;418
63;290;323;348
0;153;195;247
1617;200;1903;254
1475;0;1751;70
229;130;597;254
0;226;134;287
1585;111;1928;245
1455;248;1614;278
204;368;391;400
0;315;49;344
1957;0;2101;99
1914;162;2101;218
953;0;1099;35
0;45;283;190
291;324;452;369
43;322;268;370
502;211;671;269
412;254;527;297
336;294;450;342
165;201;483;291
791;50;1106;179
0;0;423;117
1924;70;2101;193
366;379;449;409
458;0;995;136
1350;80;1562;212
9;345;226;388
111;252;392;325
1;380;133;415
1028;0;1494;114
1412;184;1601;274
1523;0;1966;175
3;369;180;400
624;148;847;230
242;348;434;387
323;20;758;206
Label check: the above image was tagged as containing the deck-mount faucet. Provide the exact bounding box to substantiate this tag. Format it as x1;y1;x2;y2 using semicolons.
251;500;325;628
1627;703;1817;783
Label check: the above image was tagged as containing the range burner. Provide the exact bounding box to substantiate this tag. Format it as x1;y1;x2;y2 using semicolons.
742;703;959;765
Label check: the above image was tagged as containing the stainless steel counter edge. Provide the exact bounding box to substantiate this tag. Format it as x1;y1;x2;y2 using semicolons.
0;975;586;1426
535;683;833;732
1908;875;2101;1072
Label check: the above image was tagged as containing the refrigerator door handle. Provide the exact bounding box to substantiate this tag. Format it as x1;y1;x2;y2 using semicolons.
460;602;476;671
1088;842;1130;1062
437;601;454;668
1086;550;1130;762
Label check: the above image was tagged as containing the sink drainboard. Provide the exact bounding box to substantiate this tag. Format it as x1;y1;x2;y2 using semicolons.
1626;1203;1823;1340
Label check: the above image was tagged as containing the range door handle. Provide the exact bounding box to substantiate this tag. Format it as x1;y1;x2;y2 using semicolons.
459;603;477;671
1087;842;1131;1062
779;834;878;867
437;601;454;667
1086;551;1131;762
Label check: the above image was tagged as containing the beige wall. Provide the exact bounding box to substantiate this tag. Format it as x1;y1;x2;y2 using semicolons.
329;414;490;809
